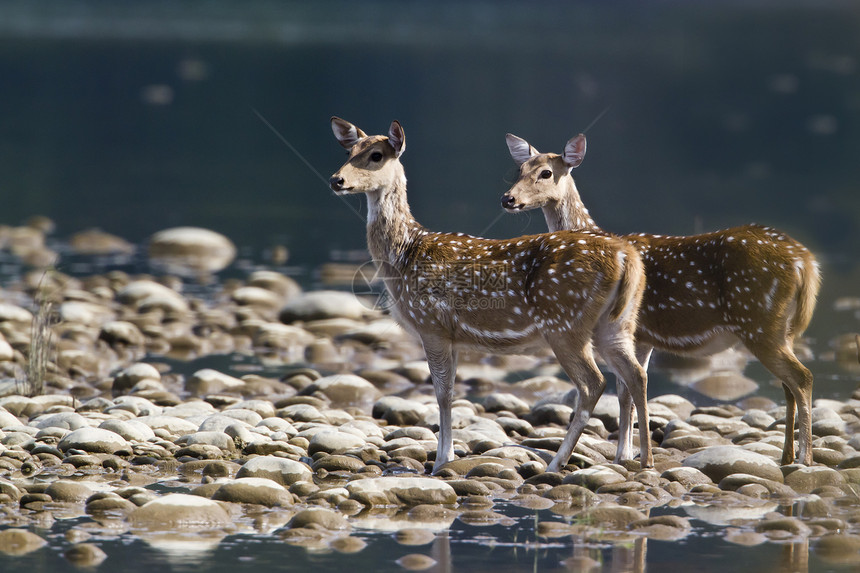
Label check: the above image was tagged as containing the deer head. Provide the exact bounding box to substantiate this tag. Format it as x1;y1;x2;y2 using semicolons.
502;133;586;212
329;117;406;195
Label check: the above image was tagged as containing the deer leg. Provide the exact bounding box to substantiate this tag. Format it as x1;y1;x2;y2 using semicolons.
635;344;654;372
545;339;606;472
599;339;652;468
750;342;814;465
614;379;634;464
596;343;633;464
782;384;797;465
422;335;457;474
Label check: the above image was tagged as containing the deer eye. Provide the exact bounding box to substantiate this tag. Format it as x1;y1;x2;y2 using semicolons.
539;169;553;179
370;151;383;162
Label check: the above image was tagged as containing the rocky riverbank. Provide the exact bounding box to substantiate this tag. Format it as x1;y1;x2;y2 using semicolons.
0;222;859;568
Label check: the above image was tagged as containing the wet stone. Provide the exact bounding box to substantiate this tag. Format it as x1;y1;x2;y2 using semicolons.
394;528;436;546
20;492;52;509
465;462;510;478
98;419;157;442
396;554;437;571
311;455;366;473
527;403;573;426
186;369;245;396
175;444;224;460
813;419;847;437
85;493;138;515
725;529;768;546
279;291;368;323
329;536;366;554
814;534;860;566
408;504;458;522
740;409;776;430
136;415;199;436
34;412;90;431
0;528;47;556
236;456;312;486
389;445;428;464
278;403;328;424
0;409;22;428
148;226;236;275
45;480;92;503
372;396;429;426
347;477;457;507
650;394;696;419
562;466;626;490
754;517;813;538
783;466;846;494
510;493;555;510
686;414;750;435
543;484;598;505
596;481;646;495
741;442;784;462
483;393;530;416
62;454;103;468
218;408;264;426
99;320;145;346
682;446;783;483
112;363;162;396
301;374;381;409
212;477;295;507
0;480;22;501
580;505;647;530
287;507;350;531
661;433;723;451
813;447;846;466
735;483;770;499
436;456;518;476
129;493;232;530
718;474;795;497
181;430;237;452
308;430;366;456
64;543;108;568
445;479;494;497
629;515;692;540
179;459;241;478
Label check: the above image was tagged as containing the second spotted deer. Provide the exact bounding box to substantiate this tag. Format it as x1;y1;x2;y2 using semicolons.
502;132;821;465
329;117;652;473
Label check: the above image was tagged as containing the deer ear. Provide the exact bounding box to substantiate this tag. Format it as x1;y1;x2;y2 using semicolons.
331;117;367;149
563;134;587;169
388;120;406;157
506;134;539;166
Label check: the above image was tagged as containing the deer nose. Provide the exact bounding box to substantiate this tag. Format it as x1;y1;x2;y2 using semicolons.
501;194;517;209
329;176;345;191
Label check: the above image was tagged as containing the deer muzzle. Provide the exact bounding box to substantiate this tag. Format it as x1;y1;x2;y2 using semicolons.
329;176;347;192
501;193;523;211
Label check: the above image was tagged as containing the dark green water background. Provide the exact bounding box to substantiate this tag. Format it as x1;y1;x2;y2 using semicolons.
0;2;859;571
2;2;859;260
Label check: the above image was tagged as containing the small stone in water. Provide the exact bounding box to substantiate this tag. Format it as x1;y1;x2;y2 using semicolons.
0;529;47;556
64;543;108;567
395;553;437;571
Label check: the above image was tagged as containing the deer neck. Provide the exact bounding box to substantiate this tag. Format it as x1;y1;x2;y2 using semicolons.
365;173;420;265
542;177;602;233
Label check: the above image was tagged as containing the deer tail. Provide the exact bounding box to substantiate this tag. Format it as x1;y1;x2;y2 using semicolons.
609;243;645;324
790;254;821;338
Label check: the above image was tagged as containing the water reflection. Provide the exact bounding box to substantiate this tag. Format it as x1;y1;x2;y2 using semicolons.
4;496;860;573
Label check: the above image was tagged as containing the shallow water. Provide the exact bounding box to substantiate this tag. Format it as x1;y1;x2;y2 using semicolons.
0;502;851;573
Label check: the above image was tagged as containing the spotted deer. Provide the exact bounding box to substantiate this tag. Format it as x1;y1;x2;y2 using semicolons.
329;117;652;473
502;132;822;465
